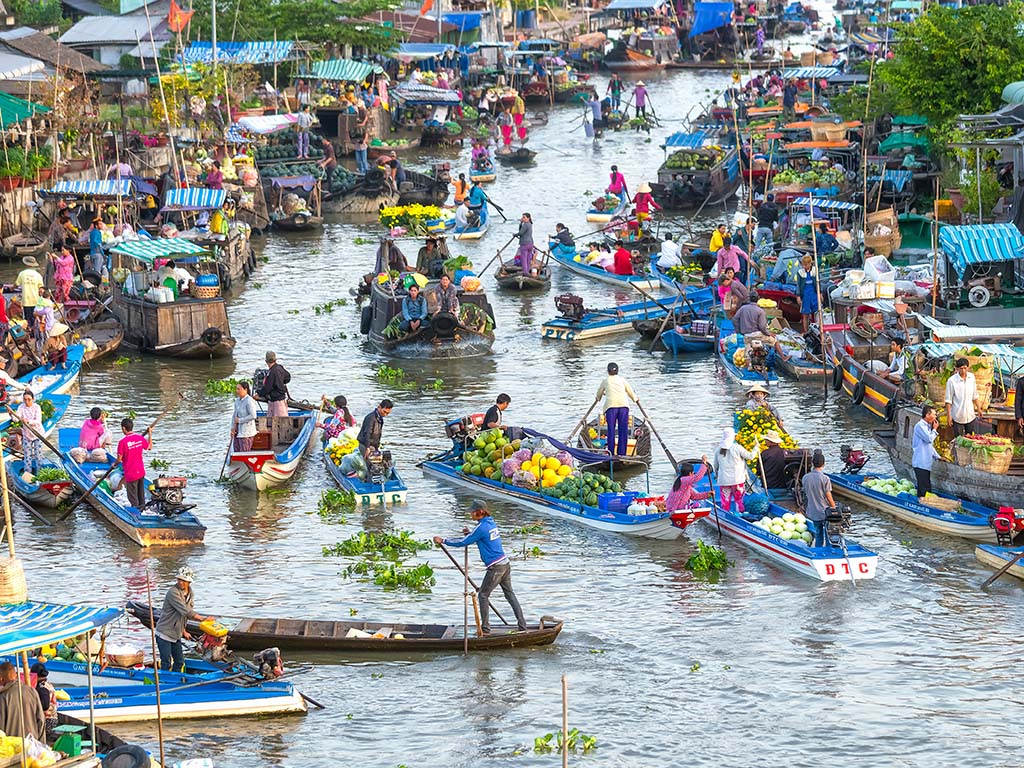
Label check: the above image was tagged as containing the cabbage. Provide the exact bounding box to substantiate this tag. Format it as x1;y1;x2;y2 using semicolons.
782;513;794;522
555;450;574;467
796;523;808;533
794;513;806;524
801;531;814;544
779;530;794;540
513;448;532;462
783;521;796;531
502;458;521;477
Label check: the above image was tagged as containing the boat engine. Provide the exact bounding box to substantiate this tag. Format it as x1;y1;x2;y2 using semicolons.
989;506;1024;546
839;445;870;474
365;449;393;484
747;339;769;373
196;618;230;662
252;367;268;394
142;476;195;517
554;294;587;322
824;505;853;545
253;647;284;679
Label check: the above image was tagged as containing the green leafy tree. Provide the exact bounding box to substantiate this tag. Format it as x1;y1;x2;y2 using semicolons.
9;0;65;27
878;3;1024;130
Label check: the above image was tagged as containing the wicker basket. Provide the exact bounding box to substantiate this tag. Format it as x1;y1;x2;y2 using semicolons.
106;651;145;668
0;558;26;604
800;51;816;66
960;350;994;410
954;444;1013;474
810;122;846;142
192;285;221;300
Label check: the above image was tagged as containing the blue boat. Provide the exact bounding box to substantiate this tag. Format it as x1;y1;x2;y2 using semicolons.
54;427;206;546
548;242;660;290
829;473;998;542
469;159;496;184
6;393;73;509
322;421;407;507
717;317;779;385
35;655;306;723
976;545;1024;581
0;345;84;432
585;191;626;222
661;319;716;355
224;409;320;491
453;202;489;241
542;298;671;342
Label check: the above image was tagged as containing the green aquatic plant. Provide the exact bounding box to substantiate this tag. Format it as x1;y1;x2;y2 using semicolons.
685;540;732;573
323;530;432;559
205;378;241;396
317;488;355;518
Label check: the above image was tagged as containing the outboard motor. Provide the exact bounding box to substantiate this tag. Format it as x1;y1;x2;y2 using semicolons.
365;449;393;483
143;476;194;517
555;294;586;322
989;506;1024;546
196;618;230;662
839;445;870;474
824;505;853;545
254;647;284;679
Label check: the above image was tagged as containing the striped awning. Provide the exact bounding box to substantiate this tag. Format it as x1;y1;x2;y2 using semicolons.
663;130;708;149
309;59;378;82
182;41;295;65
848;31;884;46
224;124;253;144
781;67;840;80
42;179;132;197
866;168;913;192
237;113;297;134
391;84;461;105
791;197;861;211
914;342;1024;363
111;237;208;265
162;187;227;211
0;602;121;655
939;223;1024;278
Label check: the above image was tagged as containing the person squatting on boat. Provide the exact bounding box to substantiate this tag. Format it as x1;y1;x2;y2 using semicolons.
596;362;639;457
744;383;784;429
321;395;356;440
756;430;788;492
433;500;528;635
69;407;112;463
154;567;215;673
400;284;429;334
666;457;713;512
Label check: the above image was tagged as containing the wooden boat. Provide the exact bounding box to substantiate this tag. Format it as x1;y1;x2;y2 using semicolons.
78;315;124;364
269;175;324;232
43;656;306;722
322;428;407;507
54;427;207;546
548;243;659;290
717;317;780;385
661;319;716;355
604;45;664;72
830;345;899;420
453;204;489;240
420;441;707;540
542;298;671;342
128;601;562;653
975;545;1024;581
398;166;452;206
495;147;537;165
576;413;652;471
6;393;73;509
875;407;1024;511
0;346;83;433
495;262;551;291
469;159;496;184
326;169;399;214
651;134;742;209
585;193;627;223
3;230;49;260
224;410;320;491
830;473;1000;541
361;269;496;359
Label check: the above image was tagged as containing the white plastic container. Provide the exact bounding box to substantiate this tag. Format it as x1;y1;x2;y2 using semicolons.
864;254;896;283
876;281;896;299
853;281;877;299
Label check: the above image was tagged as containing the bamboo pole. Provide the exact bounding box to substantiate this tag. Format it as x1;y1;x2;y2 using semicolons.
931;191;939;318
145;575;167;768
463;546;469;655
561;675;568;768
809;190;827;404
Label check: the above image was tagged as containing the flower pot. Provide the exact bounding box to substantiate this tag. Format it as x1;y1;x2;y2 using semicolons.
35;168;53;182
0;176;22;191
948;188;965;211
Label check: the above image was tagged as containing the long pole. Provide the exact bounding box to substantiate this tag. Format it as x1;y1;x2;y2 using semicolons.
561;675;569;768
931;185;940;318
463;547;469;655
861;52;876;233
212;0;218;71
809;192;826;404
145;576;167;768
439;543;509;624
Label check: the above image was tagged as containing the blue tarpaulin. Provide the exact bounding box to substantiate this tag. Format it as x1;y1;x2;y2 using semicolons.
940;224;1024;278
781;67;840;79
162;187;227;211
182;41;294;65
662;130;708;149
443;12;483;30
791;197;861;211
690;1;734;36
42;179;132;197
866;169;913;193
394;43;456;61
0;602;122;655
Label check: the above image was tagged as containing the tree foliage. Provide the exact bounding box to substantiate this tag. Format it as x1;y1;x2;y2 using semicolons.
9;0;65;27
186;0;404;54
878;3;1024;130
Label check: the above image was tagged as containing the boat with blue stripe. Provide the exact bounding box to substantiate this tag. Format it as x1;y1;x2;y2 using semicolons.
322;423;407;507
453;204;489;241
829;473;999;541
6;393;73;509
469;159;496;183
661;319;716;355
542;298;670;342
0;345;84;432
548;242;659;290
976;545;1024;581
717;317;779;385
224;409;320;491
54;427;206;546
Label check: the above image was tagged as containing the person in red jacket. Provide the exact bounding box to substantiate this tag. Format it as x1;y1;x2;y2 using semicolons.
612;240;634;275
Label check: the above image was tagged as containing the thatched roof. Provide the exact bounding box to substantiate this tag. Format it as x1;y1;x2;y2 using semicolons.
0;27;106;73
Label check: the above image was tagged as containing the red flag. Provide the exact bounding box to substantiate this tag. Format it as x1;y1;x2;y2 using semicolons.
419;0;434;16
167;0;194;33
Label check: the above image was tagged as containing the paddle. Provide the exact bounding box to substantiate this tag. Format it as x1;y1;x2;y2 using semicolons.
480;190;508;222
541;143;570;157
703;457;724;540
981;550;1024;589
566;396;601;444
633;400;678;470
481;235;518;277
216;432;234;483
629;281;678;316
438;543;510;626
57;393;184;522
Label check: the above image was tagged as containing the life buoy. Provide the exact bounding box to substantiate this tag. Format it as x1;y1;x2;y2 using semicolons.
832;361;844;391
200;327;223;348
360;305;372;336
102;744;151;768
851;380;866;405
432;311;458;337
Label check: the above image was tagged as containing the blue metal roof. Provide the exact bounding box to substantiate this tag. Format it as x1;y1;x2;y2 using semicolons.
182;41;294;65
781;67;840;79
110;238;208;265
791;197;861;211
939;223;1024;278
663;130;708;149
0;602;121;655
866;169;913;193
42;179;132;197
162;187;227;211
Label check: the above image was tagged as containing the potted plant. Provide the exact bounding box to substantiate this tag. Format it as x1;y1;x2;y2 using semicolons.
0;147;25;190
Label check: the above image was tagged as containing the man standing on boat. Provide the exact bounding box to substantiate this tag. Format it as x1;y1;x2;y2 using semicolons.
755;194;779;250
358;399;393;459
155;567;215;673
912;404;945;502
433;501;528;635
596;362;639;457
15;256;43;332
258;351;291;419
607;73;623;110
945;357;982;436
117;418;151;509
801;451;836;547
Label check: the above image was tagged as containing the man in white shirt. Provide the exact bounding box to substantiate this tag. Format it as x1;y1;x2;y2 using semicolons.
595;362;639;456
944;357;981;436
295;105;314;159
656;233;682;269
879;337;906;382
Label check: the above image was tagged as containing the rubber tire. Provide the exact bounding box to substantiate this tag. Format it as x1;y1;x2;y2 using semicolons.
360;305;372;336
200;327;223;348
102;745;151;768
851;380;866;405
432;311;458;337
82;269;102;287
831;362;844;391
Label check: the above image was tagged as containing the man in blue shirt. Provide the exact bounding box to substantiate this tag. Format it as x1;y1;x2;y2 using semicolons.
434;501;528;634
912;404;945;502
400;284;428;334
814;223;839;254
88;217;105;275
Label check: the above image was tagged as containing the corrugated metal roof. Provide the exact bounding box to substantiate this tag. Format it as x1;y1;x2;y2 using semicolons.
0;602;122;655
0;52;44;80
781;67;840;79
42;179;132;197
391;83;461;105
162;187;227;211
309;59;377;82
605;0;667;9
182;41;295;65
914;342;1024;369
662;130;708;149
0;91;50;128
0;28;106;73
237;113;298;134
394;43;456;61
939;223;1024;278
110;237;207;265
60;15;166;46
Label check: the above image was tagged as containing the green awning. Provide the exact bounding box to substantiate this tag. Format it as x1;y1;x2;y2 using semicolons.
0;92;50;129
110;238;207;265
308;59;382;83
891;114;927;127
879;130;930;154
1003;81;1024;104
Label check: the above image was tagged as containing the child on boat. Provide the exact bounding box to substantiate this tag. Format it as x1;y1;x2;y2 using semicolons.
322;395;357;440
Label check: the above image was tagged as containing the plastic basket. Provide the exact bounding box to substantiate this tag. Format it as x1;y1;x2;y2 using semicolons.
598;491;639;512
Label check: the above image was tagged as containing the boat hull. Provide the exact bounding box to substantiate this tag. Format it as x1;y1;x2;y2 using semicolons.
323;440;408;507
548;245;659;290
976;545;1024;580
453;224;488;240
225;411;319;491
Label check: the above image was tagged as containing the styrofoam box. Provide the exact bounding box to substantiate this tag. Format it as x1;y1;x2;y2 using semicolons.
876;281;896;299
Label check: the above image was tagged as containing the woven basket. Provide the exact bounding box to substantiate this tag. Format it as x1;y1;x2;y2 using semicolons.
921;371;948;404
0;558;27;604
920;495;961;512
193;285;221;300
961;351;994;410
106;651;145;668
954;444;1012;474
800;51;816;66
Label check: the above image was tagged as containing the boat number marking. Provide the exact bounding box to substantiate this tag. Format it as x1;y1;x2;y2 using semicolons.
824;562;871;575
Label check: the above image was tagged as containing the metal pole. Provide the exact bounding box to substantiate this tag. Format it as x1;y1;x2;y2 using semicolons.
145;576;167;768
976;146;983;223
212;0;218;69
0;444;15;558
85;649;96;751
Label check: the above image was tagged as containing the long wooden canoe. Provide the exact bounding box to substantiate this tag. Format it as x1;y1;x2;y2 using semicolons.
127;601;563;652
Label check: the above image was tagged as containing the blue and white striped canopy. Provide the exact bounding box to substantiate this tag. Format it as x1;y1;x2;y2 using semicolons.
111;238;208;265
791;197;861;210
940;223;1024;278
0;602;121;655
224;124;252;144
866;169;913;192
162;187;227;211
42;179;132;197
182;41;294;65
781;67;840;80
663;130;708;149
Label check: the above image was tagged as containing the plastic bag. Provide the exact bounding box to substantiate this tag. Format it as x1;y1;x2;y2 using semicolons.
339;453;366;475
512;470;537;488
502;458;521;477
554;450;574;468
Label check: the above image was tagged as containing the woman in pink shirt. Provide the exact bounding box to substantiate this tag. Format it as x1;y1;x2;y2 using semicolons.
606;164;628;201
72;406;111;463
665;457;713;513
632;182;661;223
50;248;75;303
321;394;356;440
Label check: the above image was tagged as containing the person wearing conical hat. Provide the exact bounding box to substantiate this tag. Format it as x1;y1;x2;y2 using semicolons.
632;180;661;226
745;382;784;429
634;80;649;119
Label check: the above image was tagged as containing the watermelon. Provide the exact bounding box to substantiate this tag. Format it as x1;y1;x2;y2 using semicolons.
585;493;598;507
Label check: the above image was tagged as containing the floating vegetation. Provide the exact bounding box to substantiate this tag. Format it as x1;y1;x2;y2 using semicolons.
149;458;170;470
685;540;732;573
313;298;348;314
533;729;597;754
317;488;356;519
205;378;241;396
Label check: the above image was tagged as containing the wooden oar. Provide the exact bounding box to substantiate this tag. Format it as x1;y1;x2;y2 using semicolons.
58;393;184;521
481;234;517;277
981;550;1024;589
217;432;234;483
566;396;601;444
703;457;724;540
480;190;508;222
633;400;678;470
629;281;678;316
438;543;509;626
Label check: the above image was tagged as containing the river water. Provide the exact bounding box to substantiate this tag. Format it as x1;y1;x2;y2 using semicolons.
8;65;1023;768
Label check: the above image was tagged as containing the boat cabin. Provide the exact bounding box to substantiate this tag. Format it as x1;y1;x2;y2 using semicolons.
268;175;324;230
652;130;741;208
